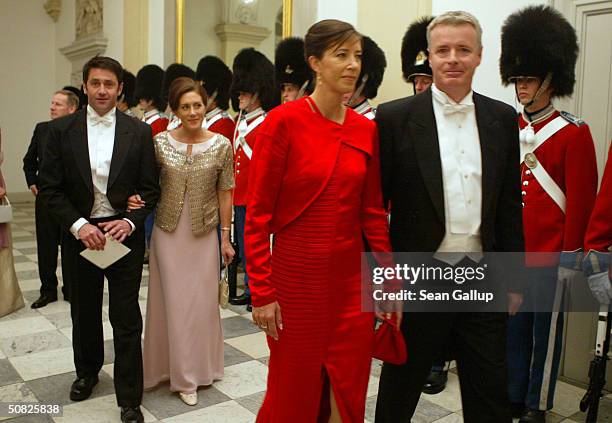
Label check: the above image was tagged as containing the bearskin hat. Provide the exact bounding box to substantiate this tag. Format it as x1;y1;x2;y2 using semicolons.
121;70;137;108
401;16;434;82
275;37;311;89
62;85;87;110
231;48;279;111
162;63;195;104
195;56;232;111
500;5;578;97
357;36;386;99
134;64;165;110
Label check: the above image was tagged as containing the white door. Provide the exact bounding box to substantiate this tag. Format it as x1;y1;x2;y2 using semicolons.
553;0;612;386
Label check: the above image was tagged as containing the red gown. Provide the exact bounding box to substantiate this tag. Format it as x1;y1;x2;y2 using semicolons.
245;97;391;422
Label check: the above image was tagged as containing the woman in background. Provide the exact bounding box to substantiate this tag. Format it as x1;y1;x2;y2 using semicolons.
0;129;25;317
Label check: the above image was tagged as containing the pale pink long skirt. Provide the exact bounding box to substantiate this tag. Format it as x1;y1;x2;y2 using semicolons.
143;196;224;392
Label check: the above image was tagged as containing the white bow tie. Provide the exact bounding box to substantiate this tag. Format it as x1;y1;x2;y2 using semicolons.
442;103;474;116
90;115;113;127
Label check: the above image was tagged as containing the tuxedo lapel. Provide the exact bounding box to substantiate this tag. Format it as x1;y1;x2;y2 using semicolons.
68;110;93;193
409;90;445;224
108;112;134;190
474;92;502;220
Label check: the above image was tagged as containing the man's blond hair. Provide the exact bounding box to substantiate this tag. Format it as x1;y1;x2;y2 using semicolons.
426;11;483;47
54;90;80;109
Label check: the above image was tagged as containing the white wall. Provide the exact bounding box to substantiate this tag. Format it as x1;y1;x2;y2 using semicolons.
183;0;222;69
0;0;57;197
431;0;547;106
358;0;431;104
104;0;125;64
317;0;358;26
257;0;283;60
148;0;166;66
55;0;76;89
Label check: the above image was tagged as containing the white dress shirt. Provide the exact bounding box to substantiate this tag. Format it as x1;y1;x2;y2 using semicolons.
70;106;134;239
431;84;483;264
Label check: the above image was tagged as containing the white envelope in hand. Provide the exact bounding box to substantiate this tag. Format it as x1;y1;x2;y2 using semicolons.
80;236;131;269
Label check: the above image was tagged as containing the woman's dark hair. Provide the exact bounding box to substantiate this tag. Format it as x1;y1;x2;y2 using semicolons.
82;56;124;84
304;19;362;61
167;77;208;112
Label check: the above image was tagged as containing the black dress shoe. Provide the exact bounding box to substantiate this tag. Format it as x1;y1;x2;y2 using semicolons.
69;376;98;401
422;369;448;395
229;293;251;306
121;407;144;423
31;294;58;309
246;304;252;312
519;409;546;423
510;402;525;419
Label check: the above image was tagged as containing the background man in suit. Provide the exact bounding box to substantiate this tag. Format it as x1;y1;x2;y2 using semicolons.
375;11;524;422
23;89;78;308
38;56;159;423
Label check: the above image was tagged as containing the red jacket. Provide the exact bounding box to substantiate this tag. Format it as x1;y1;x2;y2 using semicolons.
520;111;598;266
233;109;265;206
584;143;612;274
206;109;236;145
245;97;391;306
142;110;168;137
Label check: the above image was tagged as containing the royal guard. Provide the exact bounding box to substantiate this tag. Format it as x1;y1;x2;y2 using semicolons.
345;36;386;120
118;70;138;117
162;63;195;130
500;6;599;422
275;37;312;103
584;144;612;303
134;64;168;136
401;16;434;95
195;56;236;141
229;48;278;311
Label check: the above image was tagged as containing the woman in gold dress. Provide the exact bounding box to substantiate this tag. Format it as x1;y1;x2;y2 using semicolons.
130;77;235;406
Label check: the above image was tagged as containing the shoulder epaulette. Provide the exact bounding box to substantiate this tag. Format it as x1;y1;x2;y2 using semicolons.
560;111;585;127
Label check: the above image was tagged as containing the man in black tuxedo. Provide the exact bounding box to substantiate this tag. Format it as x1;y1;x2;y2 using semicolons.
23;90;79;308
375;11;524;422
38;56;159;423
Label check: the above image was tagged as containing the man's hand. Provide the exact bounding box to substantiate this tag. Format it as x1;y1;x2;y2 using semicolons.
78;223;106;250
508;292;523;316
98;220;131;243
252;301;283;340
29;185;38;196
126;194;145;212
0;186;5;199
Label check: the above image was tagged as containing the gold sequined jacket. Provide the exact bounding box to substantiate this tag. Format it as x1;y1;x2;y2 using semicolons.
154;132;234;235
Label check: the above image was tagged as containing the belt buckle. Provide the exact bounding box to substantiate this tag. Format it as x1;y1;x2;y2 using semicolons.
524;153;538;169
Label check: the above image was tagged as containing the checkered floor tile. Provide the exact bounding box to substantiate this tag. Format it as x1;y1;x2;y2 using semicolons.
0;202;606;422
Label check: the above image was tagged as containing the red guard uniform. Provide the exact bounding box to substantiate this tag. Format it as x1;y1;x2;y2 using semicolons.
584;143;612;275
520;108;598;266
245;97;391;422
233;107;265;207
142;109;168;137
205;107;236;145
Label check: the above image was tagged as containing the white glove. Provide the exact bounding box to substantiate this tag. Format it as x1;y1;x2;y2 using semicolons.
557;267;584;285
588;272;612;305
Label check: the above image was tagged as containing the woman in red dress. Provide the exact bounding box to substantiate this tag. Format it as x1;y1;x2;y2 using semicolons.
246;20;399;422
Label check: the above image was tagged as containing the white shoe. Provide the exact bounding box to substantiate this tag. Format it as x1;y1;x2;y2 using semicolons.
179;392;198;406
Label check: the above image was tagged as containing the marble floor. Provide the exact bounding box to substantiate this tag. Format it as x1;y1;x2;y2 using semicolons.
0;202;610;422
